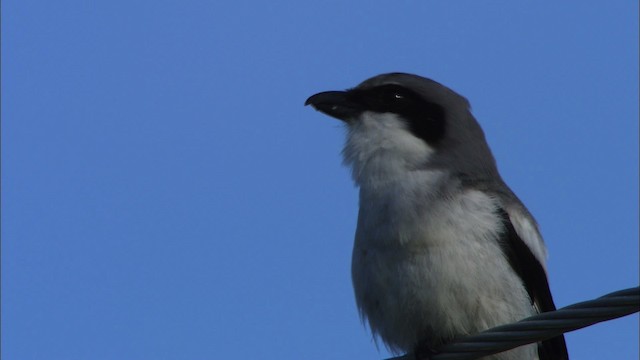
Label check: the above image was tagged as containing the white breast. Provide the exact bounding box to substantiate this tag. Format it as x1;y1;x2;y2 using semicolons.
352;186;536;359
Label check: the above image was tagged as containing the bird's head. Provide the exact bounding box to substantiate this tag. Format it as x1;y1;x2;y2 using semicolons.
305;73;499;185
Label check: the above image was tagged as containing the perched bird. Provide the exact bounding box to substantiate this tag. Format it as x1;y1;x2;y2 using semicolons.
305;73;568;360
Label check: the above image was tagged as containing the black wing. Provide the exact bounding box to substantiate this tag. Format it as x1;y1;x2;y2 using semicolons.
497;208;569;360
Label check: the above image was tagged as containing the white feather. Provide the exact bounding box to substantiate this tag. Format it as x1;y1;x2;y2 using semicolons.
507;208;548;271
343;111;539;359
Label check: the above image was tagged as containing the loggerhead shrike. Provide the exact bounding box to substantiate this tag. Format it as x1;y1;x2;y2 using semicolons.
305;73;568;360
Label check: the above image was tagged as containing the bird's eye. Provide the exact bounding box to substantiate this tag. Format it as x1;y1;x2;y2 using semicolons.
360;85;416;112
386;91;411;109
379;88;407;104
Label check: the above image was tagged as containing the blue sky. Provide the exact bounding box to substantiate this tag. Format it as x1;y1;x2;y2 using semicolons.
3;1;638;359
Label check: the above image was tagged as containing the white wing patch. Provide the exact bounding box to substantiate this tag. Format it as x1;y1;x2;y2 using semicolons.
506;207;548;272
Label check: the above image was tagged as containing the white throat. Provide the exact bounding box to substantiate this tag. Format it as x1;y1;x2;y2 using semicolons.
342;112;437;188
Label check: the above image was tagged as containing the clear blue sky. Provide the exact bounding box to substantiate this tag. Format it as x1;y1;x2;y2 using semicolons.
3;1;638;359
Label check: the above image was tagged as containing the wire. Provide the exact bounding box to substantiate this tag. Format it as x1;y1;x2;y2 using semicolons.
386;287;639;360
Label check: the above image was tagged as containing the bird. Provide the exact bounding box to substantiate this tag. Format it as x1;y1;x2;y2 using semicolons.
304;73;568;360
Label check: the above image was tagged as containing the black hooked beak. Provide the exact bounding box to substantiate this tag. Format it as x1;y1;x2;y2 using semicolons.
305;90;363;122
